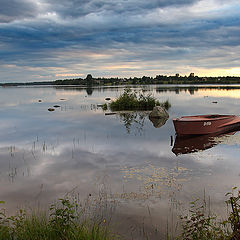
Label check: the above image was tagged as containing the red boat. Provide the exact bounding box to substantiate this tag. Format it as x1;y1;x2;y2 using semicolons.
173;114;240;136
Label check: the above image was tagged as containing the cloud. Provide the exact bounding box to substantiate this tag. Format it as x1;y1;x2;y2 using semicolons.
0;0;39;23
40;0;199;18
0;0;240;81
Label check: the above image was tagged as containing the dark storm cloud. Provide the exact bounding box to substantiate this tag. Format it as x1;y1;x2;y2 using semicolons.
43;0;198;18
1;15;239;65
0;0;240;81
0;0;199;23
0;0;38;23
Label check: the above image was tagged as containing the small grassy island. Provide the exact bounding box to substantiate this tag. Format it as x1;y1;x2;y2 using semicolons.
103;87;171;111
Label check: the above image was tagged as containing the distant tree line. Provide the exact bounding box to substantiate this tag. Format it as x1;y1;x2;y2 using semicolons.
50;74;240;86
1;74;240;86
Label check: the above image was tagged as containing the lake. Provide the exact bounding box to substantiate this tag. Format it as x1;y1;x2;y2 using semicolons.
1;85;240;239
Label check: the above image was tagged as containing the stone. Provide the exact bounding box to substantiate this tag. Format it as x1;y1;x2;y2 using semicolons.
105;112;116;115
149;106;169;119
149;117;168;128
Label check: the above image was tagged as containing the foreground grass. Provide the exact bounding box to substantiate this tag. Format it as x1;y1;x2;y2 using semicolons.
0;198;117;240
1;188;240;240
178;188;240;240
103;87;171;111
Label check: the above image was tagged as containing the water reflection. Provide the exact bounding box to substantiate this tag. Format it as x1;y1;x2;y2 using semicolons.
86;86;94;96
149;116;168;128
156;85;240;95
117;112;147;134
1;85;240;239
172;130;240;155
116;112;168;133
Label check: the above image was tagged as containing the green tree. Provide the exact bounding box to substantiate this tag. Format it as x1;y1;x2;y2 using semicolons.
86;74;93;86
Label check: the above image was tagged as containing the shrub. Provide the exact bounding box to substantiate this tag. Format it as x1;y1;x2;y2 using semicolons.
108;87;166;111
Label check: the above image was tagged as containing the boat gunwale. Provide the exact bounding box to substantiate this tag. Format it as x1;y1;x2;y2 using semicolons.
173;115;238;122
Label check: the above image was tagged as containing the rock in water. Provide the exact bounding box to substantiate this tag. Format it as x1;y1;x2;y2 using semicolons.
149;117;168;128
149;106;169;119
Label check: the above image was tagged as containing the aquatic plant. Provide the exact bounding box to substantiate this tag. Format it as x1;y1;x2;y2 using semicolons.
107;87;170;111
102;103;108;111
162;99;171;110
178;199;227;240
225;187;240;240
178;187;240;240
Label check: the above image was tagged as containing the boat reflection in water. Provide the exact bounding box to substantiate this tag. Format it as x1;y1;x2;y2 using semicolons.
172;130;240;156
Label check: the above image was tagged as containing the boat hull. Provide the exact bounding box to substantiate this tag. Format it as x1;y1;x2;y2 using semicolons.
173;114;240;136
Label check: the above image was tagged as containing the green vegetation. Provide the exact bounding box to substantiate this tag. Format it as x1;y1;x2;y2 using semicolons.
162;99;171;110
2;74;240;87
1;188;240;240
46;75;240;86
0;198;116;240
178;187;240;240
104;87;170;111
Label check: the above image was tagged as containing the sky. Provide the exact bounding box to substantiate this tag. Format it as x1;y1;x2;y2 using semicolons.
0;0;240;82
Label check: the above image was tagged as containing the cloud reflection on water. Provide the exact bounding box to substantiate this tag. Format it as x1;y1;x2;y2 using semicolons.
0;85;240;238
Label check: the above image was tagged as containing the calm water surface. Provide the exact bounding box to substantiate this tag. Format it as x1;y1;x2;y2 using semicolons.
1;85;240;239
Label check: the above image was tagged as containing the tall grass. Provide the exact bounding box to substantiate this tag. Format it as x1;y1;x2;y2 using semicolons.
0;198;117;240
2;188;239;240
105;87;170;111
178;187;240;240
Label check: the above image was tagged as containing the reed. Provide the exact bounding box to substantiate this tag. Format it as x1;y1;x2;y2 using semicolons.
0;198;117;240
105;87;170;111
178;187;240;240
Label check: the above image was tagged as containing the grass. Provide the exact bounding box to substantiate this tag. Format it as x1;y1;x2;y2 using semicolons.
1;188;240;240
178;187;240;240
103;87;171;111
0;198;117;240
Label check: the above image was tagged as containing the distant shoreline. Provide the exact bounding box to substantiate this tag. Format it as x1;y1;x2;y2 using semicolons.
1;74;240;86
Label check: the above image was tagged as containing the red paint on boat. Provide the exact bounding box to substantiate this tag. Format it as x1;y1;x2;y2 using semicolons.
173;114;240;136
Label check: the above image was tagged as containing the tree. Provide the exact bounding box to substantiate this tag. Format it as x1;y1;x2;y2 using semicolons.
86;74;93;86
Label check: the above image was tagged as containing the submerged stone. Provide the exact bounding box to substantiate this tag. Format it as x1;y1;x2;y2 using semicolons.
105;112;116;115
149;117;168;128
